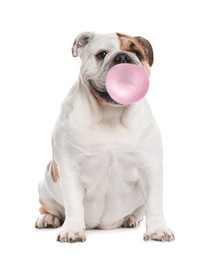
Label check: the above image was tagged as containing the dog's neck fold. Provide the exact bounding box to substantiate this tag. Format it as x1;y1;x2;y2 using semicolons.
69;78;135;128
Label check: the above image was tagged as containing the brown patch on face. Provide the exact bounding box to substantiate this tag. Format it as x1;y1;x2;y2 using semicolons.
47;160;60;183
117;33;153;66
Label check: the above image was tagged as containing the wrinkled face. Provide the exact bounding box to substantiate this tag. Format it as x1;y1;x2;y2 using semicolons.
72;32;154;105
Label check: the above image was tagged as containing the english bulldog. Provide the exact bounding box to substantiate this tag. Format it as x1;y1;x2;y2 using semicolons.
35;32;175;243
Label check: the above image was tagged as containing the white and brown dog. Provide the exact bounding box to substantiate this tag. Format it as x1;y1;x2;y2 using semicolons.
35;32;174;243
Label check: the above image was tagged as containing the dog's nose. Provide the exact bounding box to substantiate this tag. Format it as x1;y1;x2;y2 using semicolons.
113;53;132;64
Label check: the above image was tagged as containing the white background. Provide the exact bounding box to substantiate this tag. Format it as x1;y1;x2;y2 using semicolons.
0;0;206;259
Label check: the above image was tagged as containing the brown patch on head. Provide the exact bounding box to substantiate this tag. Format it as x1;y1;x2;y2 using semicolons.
47;160;60;183
117;33;154;66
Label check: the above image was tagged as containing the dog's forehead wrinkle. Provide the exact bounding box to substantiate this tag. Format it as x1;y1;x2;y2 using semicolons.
91;33;120;52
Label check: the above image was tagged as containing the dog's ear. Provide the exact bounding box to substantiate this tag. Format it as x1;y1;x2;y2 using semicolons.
72;32;94;57
135;37;154;66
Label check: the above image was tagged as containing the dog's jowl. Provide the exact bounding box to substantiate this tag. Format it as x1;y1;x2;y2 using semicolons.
35;32;174;243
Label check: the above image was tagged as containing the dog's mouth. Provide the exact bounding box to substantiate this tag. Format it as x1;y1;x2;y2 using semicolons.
89;79;118;105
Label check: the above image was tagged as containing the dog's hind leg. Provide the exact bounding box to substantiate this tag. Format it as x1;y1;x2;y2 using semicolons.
35;161;65;229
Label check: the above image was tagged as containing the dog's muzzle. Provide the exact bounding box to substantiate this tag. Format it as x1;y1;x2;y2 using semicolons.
89;53;136;105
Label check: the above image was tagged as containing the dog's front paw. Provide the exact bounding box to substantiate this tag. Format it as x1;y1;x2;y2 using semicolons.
144;228;175;242
57;224;86;243
57;230;86;243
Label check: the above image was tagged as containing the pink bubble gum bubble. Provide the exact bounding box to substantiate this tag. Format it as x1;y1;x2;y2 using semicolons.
105;64;149;105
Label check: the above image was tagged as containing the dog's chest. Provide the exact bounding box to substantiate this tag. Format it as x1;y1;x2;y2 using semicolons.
70;119;141;155
72;122;141;183
69;116;143;190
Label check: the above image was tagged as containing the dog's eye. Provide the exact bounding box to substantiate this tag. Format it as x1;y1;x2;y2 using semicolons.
96;51;108;60
134;51;143;61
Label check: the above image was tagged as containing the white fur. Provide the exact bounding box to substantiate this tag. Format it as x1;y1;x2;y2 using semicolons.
36;32;174;242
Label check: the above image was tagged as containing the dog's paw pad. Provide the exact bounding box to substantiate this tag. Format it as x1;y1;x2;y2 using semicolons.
35;214;62;229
